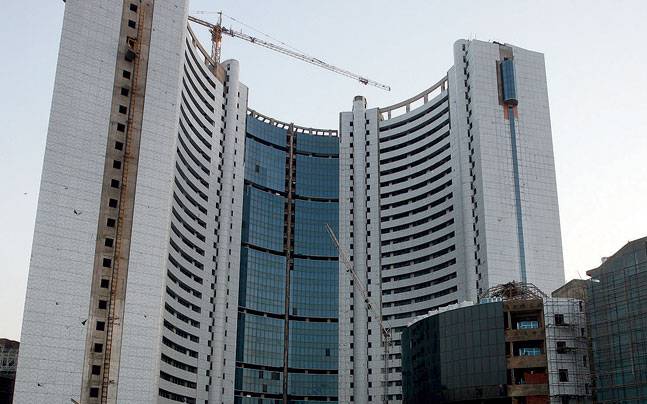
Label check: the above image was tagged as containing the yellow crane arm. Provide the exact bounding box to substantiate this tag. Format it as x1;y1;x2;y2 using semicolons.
188;15;391;91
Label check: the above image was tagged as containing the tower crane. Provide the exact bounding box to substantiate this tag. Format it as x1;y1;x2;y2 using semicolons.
188;14;391;91
325;224;392;404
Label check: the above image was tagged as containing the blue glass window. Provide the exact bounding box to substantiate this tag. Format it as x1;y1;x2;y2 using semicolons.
246;116;287;147
288;372;337;396
242;186;285;252
239;247;285;314
500;58;518;105
237;124;340;400
291;259;338;318
517;320;539;329
294;200;338;257
235;367;282;395
245;138;286;192
295;155;338;199
236;313;284;367
295;132;339;155
288;321;338;370
518;347;542;356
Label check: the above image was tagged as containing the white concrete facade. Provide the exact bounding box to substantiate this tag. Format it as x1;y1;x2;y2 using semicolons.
544;298;592;403
452;40;564;298
16;3;564;402
15;1;249;403
13;1;123;403
116;0;189;402
340;40;565;403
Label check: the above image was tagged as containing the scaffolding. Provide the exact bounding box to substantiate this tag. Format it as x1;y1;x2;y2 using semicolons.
543;298;592;404
482;281;547;301
482;282;593;404
585;238;647;403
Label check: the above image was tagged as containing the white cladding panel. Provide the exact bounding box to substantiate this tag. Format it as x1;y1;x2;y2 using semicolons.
544;298;591;402
116;1;189;402
16;8;564;402
341;39;564;403
452;40;564;295
13;1;123;403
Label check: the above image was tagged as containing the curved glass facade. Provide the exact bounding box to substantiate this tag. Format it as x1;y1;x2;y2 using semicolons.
338;86;462;403
235;114;339;403
155;26;251;404
377;91;459;325
401;302;507;403
158;31;227;404
20;9;566;403
587;238;647;403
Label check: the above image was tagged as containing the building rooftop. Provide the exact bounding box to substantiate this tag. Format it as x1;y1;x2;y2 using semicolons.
587;236;647;278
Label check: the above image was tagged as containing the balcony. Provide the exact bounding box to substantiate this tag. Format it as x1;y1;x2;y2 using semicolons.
507;383;549;397
507;354;547;369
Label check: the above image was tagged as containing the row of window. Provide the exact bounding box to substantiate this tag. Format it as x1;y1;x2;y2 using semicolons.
381;231;455;260
378;95;448;135
379;107;449;154
381;193;452;226
86;3;141;399
379;123;450;166
382;242;456;271
380;132;450;179
383;285;458;309
159;52;222;403
237;119;339;399
383;272;457;295
380;167;452;200
380;179;452;212
184;37;216;90
380;154;451;189
382;208;454;243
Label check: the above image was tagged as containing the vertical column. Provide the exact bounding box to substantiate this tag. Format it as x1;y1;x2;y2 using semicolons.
338;112;353;404
449;40;478;302
350;96;369;404
282;124;296;403
499;55;527;283
80;1;154;403
340;96;384;402
210;60;246;404
14;1;125;402
363;108;384;403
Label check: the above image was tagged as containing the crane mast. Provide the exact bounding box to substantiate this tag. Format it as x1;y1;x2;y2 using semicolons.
188;15;391;91
325;224;392;404
210;12;222;65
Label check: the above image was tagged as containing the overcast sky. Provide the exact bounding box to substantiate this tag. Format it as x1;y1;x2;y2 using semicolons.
1;1;645;341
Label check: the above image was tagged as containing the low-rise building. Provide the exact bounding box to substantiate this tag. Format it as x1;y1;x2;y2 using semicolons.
552;279;588;301
586;236;647;403
402;282;591;404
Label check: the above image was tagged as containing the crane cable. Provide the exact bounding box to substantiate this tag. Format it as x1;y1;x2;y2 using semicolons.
219;12;309;57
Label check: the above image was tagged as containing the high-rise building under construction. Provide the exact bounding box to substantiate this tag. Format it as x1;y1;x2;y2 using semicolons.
14;1;564;403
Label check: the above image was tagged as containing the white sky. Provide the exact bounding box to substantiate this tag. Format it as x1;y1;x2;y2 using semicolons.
1;0;646;341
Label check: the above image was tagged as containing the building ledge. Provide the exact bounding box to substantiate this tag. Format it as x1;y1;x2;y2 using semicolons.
507;383;549;397
505;328;545;342
507;354;547;369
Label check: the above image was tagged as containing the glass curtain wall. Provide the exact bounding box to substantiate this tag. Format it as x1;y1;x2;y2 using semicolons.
402;302;507;404
587;238;647;403
235;116;339;403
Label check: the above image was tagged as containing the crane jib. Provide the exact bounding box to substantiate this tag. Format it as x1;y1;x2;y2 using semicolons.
188;14;391;91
